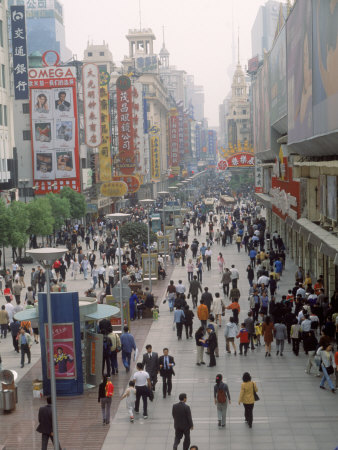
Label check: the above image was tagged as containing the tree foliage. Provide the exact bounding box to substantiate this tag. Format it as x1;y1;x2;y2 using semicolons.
8;201;30;249
0;199;11;248
60;187;86;220
46;193;71;230
120;222;157;248
27;197;54;236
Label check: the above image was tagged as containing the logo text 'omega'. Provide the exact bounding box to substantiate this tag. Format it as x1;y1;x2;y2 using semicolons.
29;67;75;80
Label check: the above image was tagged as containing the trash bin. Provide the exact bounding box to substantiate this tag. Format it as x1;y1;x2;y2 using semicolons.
3;390;15;411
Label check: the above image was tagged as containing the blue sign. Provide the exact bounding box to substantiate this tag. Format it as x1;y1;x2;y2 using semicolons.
10;6;29;100
143;93;148;134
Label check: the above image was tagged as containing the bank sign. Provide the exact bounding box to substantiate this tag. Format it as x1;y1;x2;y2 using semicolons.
10;6;29;100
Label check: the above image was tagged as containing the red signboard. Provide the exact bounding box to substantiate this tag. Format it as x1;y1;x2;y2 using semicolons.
226;152;255;168
112;175;140;193
183;113;190;155
116;76;136;175
29;65;81;194
218;160;228;171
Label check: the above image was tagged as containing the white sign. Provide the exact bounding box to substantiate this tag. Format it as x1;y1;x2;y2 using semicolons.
82;64;101;148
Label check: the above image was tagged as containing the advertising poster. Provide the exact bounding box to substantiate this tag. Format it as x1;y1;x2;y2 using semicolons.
98;82;112;181
35;152;54;180
29;64;81;193
150;129;160;181
82;64;101;147
169;109;180;168
312;0;338;135
45;323;76;380
287;0;313;144
55;119;74;148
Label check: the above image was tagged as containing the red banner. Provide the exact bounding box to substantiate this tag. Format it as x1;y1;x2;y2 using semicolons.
226;152;255;168
169;110;179;167
183;113;190;155
116;76;136;175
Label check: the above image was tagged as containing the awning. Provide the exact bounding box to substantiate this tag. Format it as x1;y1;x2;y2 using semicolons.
85;304;120;320
14;308;38;321
255;193;272;209
297;218;338;263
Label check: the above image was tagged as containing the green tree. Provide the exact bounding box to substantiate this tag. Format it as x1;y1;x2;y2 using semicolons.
59;187;86;220
27;197;54;237
46;193;70;231
120;222;157;248
8;201;30;250
0;199;12;269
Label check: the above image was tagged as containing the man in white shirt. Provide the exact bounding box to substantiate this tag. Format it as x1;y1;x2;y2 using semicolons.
5;299;14;324
230;265;239;288
205;248;212;271
98;265;106;288
175;280;186;295
133;362;152;419
296;285;306;298
92;264;99;290
258;274;270;287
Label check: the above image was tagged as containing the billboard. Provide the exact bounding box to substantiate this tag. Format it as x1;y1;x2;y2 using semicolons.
11;6;29;100
116;76;136;175
132;82;144;174
269;26;287;126
29;65;80;194
98;82;112;181
149;126;160;181
312;0;338;136
45;323;76;379
287;0;313;144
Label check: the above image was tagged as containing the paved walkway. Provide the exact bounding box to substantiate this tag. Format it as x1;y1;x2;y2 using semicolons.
103;225;338;450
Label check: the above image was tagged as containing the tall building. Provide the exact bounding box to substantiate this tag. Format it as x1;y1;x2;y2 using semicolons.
83;41;114;74
251;0;287;59
185;75;204;122
159;40;185;106
23;0;72;61
0;0;15;195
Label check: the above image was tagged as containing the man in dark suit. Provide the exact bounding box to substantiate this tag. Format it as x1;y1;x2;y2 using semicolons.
36;396;62;450
172;393;194;450
158;347;175;398
142;344;159;391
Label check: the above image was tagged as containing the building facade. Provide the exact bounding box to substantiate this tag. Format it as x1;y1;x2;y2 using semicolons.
252;0;338;296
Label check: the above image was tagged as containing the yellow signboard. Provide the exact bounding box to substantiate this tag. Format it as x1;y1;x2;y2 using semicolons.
100;181;128;197
98;84;112;181
150;134;160;181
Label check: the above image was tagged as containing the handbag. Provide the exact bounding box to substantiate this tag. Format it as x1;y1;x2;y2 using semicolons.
253;382;259;401
326;365;334;375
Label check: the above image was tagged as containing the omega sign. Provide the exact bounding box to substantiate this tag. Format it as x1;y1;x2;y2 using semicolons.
28;67;76;79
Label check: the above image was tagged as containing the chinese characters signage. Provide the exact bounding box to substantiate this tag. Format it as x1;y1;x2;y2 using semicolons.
149;126;160;181
116;76;136;175
169;109;179;168
10;6;29;100
29;64;81;194
255;158;263;193
82;64;102;148
136;55;158;73
98;81;112;181
183;113;191;155
226;152;255;168
132;82;144;174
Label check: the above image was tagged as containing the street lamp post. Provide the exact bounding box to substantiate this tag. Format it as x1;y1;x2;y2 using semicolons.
106;213;131;333
140;199;155;292
26;248;67;450
157;191;169;269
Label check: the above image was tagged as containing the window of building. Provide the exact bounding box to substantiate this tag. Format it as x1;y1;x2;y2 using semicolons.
98;64;107;72
146;103;150;112
22;103;30;114
0;21;3;47
242;109;246;115
142;84;149;93
233;110;236;115
23;130;31;140
4;105;7;126
0;104;2;125
99;52;104;56
1;65;5;88
87;52;93;57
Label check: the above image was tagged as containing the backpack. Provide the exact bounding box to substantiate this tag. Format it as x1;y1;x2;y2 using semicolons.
217;387;227;404
105;381;114;398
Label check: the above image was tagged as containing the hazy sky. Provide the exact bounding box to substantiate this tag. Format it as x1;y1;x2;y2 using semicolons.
63;0;285;127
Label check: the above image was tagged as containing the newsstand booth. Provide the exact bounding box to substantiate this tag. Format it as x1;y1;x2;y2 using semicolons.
14;292;119;396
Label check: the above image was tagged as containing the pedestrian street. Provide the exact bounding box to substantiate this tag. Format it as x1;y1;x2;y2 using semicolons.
103;223;338;450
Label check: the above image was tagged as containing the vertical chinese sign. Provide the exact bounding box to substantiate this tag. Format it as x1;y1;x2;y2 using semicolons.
82;63;101;148
29;63;81;194
98;71;112;181
149;126;160;181
10;6;29;100
183;112;190;155
168;108;180;175
116;76;136;175
177;102;184;160
132;82;144;175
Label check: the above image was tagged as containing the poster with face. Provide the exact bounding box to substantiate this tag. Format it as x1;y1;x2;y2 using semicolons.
35;152;54;180
56;150;75;179
54;88;73;116
33;121;53;149
46;341;76;379
55;119;74;148
32;90;52;119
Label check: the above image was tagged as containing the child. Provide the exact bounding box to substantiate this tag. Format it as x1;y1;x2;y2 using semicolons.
237;323;249;355
152;306;159;321
121;380;136;422
286;290;294;305
255;322;262;346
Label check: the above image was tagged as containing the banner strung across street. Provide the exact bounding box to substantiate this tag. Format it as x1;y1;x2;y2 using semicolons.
29;62;81;194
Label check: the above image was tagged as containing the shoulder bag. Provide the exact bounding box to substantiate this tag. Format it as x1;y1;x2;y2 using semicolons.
253;382;259;401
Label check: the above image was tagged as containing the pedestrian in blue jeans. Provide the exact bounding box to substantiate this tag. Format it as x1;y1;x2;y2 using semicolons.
120;326;136;373
317;344;336;393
